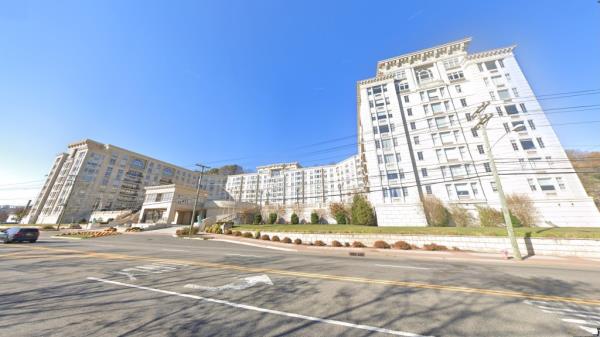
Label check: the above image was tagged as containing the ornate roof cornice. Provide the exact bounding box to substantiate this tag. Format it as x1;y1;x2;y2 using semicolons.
466;45;516;60
376;38;472;74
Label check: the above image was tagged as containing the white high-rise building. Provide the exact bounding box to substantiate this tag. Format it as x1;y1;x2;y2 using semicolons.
357;38;600;226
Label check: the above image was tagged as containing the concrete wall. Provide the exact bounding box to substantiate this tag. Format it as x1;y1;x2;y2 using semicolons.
239;230;600;258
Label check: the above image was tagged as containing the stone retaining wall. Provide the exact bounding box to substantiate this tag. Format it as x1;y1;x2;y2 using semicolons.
239;231;600;258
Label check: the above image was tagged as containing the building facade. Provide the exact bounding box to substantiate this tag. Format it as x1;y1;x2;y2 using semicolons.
23;139;227;224
357;38;600;226
224;155;364;222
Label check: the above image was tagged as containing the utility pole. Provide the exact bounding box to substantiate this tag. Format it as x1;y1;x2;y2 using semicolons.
472;102;522;260
189;163;209;238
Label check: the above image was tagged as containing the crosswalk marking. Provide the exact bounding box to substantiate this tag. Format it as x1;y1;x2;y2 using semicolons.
525;300;600;334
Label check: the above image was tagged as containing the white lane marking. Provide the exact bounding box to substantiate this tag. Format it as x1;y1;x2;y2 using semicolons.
114;271;137;281
374;264;431;270
88;277;431;337
525;300;600;334
226;253;264;258
161;249;186;252
184;274;273;291
212;239;297;252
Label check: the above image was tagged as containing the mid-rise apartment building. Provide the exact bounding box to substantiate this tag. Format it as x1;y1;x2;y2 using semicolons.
357;38;600;226
23;139;227;224
224;155;364;220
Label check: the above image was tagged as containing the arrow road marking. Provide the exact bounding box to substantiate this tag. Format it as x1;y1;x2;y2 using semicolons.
184;274;273;291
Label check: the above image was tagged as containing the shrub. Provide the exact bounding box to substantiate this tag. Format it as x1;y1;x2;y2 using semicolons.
331;240;343;247
268;213;278;224
310;212;319;224
422;195;450;227
125;227;142;232
314;240;326;246
506;193;537;227
233;231;242;236
282;237;292;244
242;232;253;238
293;238;302;245
477;206;504;227
176;226;199;236
373;240;390;249
224;229;232;235
69;224;82;229
393;240;412;250
344;242;350;247
260;234;270;240
254;231;261;239
423;243;448;251
352;241;366;248
271;235;280;242
253;214;262;225
449;204;474;227
41;225;55;231
329;202;348;224
351;195;376;226
290;213;299;224
335;213;347;225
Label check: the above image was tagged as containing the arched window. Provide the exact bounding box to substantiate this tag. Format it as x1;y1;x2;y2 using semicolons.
417;69;433;82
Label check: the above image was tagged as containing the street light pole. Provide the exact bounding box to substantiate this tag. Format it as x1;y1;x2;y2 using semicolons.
189;163;209;238
472;102;522;260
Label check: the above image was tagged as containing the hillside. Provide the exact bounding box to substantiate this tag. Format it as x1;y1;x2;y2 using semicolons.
567;150;600;210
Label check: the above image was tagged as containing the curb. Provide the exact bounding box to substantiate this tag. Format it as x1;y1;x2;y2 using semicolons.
51;236;83;240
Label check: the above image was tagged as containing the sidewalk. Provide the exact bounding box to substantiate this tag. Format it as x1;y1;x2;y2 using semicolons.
199;233;600;269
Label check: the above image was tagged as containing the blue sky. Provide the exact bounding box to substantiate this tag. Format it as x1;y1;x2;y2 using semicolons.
1;0;599;205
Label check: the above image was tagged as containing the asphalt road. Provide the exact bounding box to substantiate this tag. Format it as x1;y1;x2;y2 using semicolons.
1;232;600;337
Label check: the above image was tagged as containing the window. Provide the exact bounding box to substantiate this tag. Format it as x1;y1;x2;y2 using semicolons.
435;116;449;128
490;182;498;192
379;125;390;133
503;122;510;133
466;113;472;121
450;165;466;177
496;106;503;116
427;89;439;100
420;91;426;101
384;154;395;164
512;88;519;97
536;137;545;148
483;77;489;86
520;139;536;150
455;84;462;93
489;91;496;100
471;128;479;137
460;98;467;107
455;184;469;198
387;171;398;180
398;168;405;178
448;71;464;81
511;140;519;151
556;177;566;190
485;61;497;71
484;162;492;172
377;155;383;164
431;102;443;114
410;122;416;130
491;75;502;86
528;120;536;130
498;89;510;100
537;178;556;191
512;121;526;132
520;103;527;112
397;81;409;91
423;105;430;115
402;187;408;197
414;136;420;145
406;108;413;116
163;167;174;176
477;63;484;72
375;140;381;149
498;59;505;68
471;182;479;197
477;144;485;154
425;185;432;194
445;147;460;161
421;168;428;177
440;131;454;143
381;139;392;149
527;178;537;191
417;151;424;160
417;69;433;82
443;57;460;69
505;104;518;115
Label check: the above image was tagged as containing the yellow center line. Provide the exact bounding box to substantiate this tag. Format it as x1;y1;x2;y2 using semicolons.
4;245;600;306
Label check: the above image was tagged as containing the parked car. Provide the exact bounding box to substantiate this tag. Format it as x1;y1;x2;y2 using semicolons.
2;227;39;243
0;230;8;243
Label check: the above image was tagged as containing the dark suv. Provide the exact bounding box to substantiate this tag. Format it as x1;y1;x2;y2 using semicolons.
2;227;39;243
